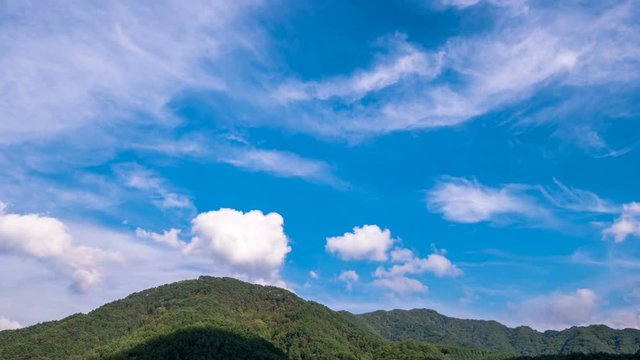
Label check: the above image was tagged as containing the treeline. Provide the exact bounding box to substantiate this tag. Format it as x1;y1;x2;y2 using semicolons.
346;308;640;355
0;277;638;360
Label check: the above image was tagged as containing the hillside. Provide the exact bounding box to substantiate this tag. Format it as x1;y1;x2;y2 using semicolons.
0;276;506;360
345;308;640;356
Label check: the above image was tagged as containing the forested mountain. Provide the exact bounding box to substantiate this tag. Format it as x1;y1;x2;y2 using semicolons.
0;277;638;360
345;308;640;356
0;276;505;360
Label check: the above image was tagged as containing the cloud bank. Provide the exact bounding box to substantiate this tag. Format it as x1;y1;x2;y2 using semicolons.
0;202;123;292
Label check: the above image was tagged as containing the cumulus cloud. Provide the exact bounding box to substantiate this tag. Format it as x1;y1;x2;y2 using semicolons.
338;270;359;282
390;248;415;263
184;208;291;284
135;228;184;248
373;276;428;294
0;205;123;292
326;225;395;261
601;308;640;329
512;288;640;330
515;288;598;329
0;221;222;327
0;316;21;330
371;246;460;295
374;249;462;278
338;270;359;290
427;178;540;224
603;202;640;242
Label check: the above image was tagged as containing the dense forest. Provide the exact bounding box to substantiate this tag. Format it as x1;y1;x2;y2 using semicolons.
0;276;638;360
344;309;640;355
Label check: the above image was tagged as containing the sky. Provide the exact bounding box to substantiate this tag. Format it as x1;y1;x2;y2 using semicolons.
0;0;639;332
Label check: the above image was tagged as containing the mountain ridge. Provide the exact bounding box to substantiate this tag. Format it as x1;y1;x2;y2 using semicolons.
343;308;640;355
0;276;638;359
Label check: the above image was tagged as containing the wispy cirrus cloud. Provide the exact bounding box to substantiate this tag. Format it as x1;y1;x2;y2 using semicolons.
217;146;347;188
0;0;259;145
114;163;195;211
274;37;443;103
538;178;619;214
265;1;640;150
427;177;617;226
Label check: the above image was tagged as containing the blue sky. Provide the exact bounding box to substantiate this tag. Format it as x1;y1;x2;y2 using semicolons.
0;0;639;331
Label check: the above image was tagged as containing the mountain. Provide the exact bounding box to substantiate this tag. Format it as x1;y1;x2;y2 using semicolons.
344;308;640;356
0;277;637;360
0;276;506;360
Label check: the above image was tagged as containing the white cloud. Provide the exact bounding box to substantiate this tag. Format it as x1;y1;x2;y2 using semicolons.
0;221;211;327
326;225;395;261
135;228;184;248
515;288;598;329
309;270;319;279
373;276;428;294
338;270;359;282
603;202;640;242
427;177;616;226
375;249;463;278
338;270;359;290
539;178;618;214
0;205;123;292
217;147;345;188
372;247;459;295
263;2;639;146
512;288;640;330
0;316;21;330
390;248;414;263
0;0;258;145
437;1;530;17
115;163;194;211
0;213;296;327
427;178;540;224
275;36;443;103
184;208;291;284
439;0;483;8
600;308;640;329
459;290;479;305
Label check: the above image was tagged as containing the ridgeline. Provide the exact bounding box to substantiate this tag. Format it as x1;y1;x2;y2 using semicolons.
0;277;638;360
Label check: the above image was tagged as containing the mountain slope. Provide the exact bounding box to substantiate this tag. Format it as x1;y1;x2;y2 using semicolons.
345;309;640;356
0;277;506;360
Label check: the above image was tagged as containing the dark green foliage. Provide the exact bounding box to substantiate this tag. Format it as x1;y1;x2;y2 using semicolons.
104;326;286;360
0;277;505;360
345;309;640;356
1;277;637;360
